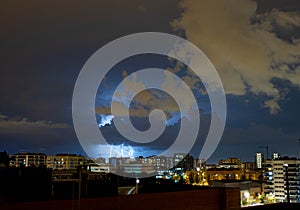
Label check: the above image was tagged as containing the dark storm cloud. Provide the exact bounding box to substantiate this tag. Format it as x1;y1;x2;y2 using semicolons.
0;0;182;155
0;114;84;155
0;114;70;134
0;0;181;122
1;0;299;161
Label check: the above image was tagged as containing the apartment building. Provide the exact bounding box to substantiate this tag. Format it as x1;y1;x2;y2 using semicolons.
10;153;46;167
265;157;300;203
46;154;87;170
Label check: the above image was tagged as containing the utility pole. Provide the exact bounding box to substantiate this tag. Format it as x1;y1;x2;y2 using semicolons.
136;178;140;194
259;145;269;159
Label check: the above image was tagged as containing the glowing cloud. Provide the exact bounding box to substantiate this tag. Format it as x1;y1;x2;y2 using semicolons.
172;0;300;114
98;114;114;127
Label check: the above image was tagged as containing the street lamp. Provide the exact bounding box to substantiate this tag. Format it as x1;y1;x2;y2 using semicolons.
136;178;140;194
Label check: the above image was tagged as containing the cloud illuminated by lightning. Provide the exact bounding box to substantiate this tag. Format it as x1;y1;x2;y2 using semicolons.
98;114;114;127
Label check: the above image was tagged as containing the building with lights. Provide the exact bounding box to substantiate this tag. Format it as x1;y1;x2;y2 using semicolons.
88;163;111;173
142;156;174;173
121;162;155;175
218;157;242;169
46;154;87;170
264;157;300;203
194;158;206;171
207;168;250;181
218;157;242;168
272;152;281;160
10;152;46;167
206;167;261;181
242;162;256;170
255;153;264;169
210;180;268;206
108;157;157;175
173;153;194;171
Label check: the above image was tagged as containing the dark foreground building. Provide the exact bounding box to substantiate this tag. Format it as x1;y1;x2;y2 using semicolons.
1;188;240;210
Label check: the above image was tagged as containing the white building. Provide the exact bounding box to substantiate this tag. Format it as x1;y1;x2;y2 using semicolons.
88;163;111;173
265;157;300;203
142;156;174;173
255;152;264;169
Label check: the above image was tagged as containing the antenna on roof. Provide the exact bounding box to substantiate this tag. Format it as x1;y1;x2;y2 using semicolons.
259;144;269;160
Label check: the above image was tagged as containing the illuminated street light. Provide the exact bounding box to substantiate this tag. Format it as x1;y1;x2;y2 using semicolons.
136;178;140;194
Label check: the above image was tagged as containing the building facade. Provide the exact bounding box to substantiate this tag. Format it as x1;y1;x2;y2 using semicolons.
265;157;300;203
218;157;242;169
46;154;87;170
173;153;194;171
10;153;46;167
255;153;264;169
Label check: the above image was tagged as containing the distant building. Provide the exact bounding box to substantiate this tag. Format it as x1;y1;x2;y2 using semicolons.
218;157;242;169
194;158;206;171
46;154;87;170
10;153;46;167
255;153;264;169
88;163;111;173
206;164;217;169
92;157;106;164
219;157;242;167
121;162;155;174
173;153;194;171
264;157;300;203
173;153;186;166
207;168;260;181
142;156;173;173
272;152;281;160
242;162;256;170
207;168;239;180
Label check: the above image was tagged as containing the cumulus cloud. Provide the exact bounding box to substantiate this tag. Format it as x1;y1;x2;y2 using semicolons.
172;0;300;114
0;114;71;134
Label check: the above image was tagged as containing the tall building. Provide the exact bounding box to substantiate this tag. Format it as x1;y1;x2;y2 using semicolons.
255;152;264;169
10;153;46;167
264;157;300;203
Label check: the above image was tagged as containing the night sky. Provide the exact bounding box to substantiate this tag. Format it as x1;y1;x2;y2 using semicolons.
1;0;299;163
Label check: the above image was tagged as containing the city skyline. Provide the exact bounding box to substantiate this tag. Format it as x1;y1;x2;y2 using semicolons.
1;0;300;163
2;146;299;166
1;149;299;205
